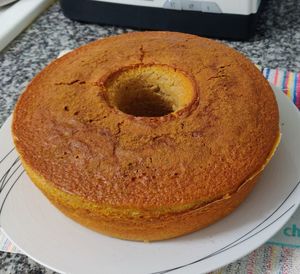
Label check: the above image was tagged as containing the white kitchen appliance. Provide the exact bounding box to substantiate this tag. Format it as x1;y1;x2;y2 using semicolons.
60;0;264;40
0;0;54;51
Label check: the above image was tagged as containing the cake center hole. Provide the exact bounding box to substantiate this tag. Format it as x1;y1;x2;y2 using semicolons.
104;65;195;117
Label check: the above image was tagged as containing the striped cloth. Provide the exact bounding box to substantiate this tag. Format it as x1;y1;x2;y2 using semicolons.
212;244;300;274
0;228;20;253
260;67;300;110
0;67;300;274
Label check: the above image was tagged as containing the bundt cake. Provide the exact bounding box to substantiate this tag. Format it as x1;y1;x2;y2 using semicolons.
12;32;280;241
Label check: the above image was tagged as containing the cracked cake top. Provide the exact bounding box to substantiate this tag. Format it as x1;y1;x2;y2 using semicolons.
12;31;279;213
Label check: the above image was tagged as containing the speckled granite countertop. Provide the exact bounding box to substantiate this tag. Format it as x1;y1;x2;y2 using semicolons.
0;0;299;273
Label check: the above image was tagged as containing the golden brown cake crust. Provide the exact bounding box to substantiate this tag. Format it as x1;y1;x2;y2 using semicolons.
12;31;279;215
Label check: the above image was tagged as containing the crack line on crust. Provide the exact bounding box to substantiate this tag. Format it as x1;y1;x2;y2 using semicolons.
139;45;145;63
54;79;86;86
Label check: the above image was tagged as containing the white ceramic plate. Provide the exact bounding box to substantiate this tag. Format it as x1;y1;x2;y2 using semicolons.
0;87;300;274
